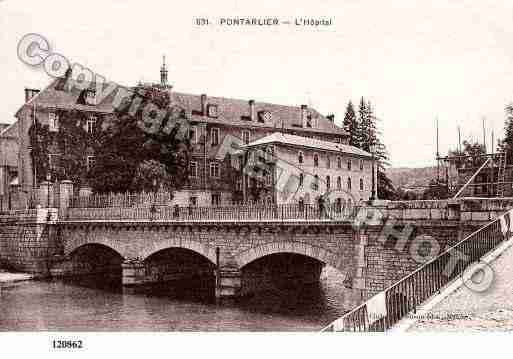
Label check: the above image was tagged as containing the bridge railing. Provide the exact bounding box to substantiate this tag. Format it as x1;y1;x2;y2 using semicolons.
322;210;510;332
63;203;360;222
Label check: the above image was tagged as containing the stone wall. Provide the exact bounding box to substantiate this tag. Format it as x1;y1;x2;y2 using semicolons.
0;209;58;274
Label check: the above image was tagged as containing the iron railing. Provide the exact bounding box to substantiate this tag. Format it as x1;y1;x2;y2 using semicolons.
322;212;509;332
64;203;360;222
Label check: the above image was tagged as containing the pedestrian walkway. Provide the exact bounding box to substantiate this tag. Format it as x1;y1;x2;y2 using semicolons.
408;243;513;332
0;270;34;283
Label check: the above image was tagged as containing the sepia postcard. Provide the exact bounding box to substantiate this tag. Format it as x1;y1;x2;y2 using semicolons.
0;0;512;357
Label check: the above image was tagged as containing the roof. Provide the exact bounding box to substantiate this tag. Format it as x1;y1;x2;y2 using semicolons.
15;78;118;117
15;78;346;137
244;132;372;158
168;91;346;136
0;121;18;138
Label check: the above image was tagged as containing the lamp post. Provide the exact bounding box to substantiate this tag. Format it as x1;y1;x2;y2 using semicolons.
370;145;376;202
46;172;51;208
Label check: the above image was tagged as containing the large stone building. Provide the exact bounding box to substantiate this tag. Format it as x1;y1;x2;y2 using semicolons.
0;122;19;210
9;60;375;207
242;132;374;206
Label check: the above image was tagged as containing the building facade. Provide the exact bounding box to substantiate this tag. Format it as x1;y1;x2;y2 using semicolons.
11;60;375;207
241;133;374;205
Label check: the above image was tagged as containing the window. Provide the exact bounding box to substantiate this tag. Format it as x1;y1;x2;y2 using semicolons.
85;89;96;105
313;174;319;191
210;162;220;178
189;126;197;144
87;116;97;134
337;176;341;190
258;111;272;123
347;159;352;171
360;178;364;191
326;156;331;169
211;193;221;206
236;179;242;191
211;128;220;146
86;155;96;172
313;153;319;167
48;153;60;170
347;177;352;190
190;197;197;206
337;156;341;169
264;171;271;186
298;151;304;164
326;175;330;190
189;161;198;178
360;159;364;171
242;130;251;145
48;112;59;132
299;173;304;186
207;104;218;118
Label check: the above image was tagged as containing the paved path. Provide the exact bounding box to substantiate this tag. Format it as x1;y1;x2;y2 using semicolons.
0;270;34;283
408;243;513;332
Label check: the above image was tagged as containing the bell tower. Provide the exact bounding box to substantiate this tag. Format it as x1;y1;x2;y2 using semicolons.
160;55;169;88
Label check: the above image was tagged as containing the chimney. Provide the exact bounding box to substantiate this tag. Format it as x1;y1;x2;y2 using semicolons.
249;99;256;121
326;114;335;122
24;88;40;103
301;104;308;127
201;94;207;115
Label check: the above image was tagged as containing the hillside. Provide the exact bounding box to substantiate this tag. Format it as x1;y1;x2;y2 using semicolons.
386;166;437;189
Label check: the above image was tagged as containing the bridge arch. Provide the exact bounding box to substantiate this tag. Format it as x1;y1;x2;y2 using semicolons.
65;239;127;259
235;241;344;270
139;238;217;264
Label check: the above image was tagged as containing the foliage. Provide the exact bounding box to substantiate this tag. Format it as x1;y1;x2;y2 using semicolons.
29;109;103;189
89;85;191;193
343;101;360;147
422;179;449;200
497;104;513;165
353;97;395;200
29;85;191;194
448;140;486;168
131;160;175;192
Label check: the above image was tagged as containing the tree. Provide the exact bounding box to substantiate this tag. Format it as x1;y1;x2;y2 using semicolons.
422;179;449;200
356;98;395;200
448;140;486;169
497;104;513;164
343;101;360;147
89;85;191;193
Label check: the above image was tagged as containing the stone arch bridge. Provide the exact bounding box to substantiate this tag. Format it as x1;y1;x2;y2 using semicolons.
2;199;506;300
55;220;360;298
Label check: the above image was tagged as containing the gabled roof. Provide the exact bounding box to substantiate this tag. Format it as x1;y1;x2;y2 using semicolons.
0;121;18;138
15;78;346;137
244;132;372;158
168;91;346;136
15;78;118;117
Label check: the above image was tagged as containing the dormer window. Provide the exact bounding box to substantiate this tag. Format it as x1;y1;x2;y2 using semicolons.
207;104;218;118
258;111;272;123
85;89;96;105
48;112;59;132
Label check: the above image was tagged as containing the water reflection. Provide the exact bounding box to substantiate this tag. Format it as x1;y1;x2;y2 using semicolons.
0;266;361;331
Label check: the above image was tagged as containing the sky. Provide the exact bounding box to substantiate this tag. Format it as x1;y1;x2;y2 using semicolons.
1;0;513;167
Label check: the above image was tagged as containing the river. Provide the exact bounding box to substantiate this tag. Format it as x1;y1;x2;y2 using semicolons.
0;266;361;331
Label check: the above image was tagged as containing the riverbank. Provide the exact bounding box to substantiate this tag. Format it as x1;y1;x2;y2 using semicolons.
0;270;34;283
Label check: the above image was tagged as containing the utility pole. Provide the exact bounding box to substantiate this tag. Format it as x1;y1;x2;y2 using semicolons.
436;117;440;183
482;117;487;153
